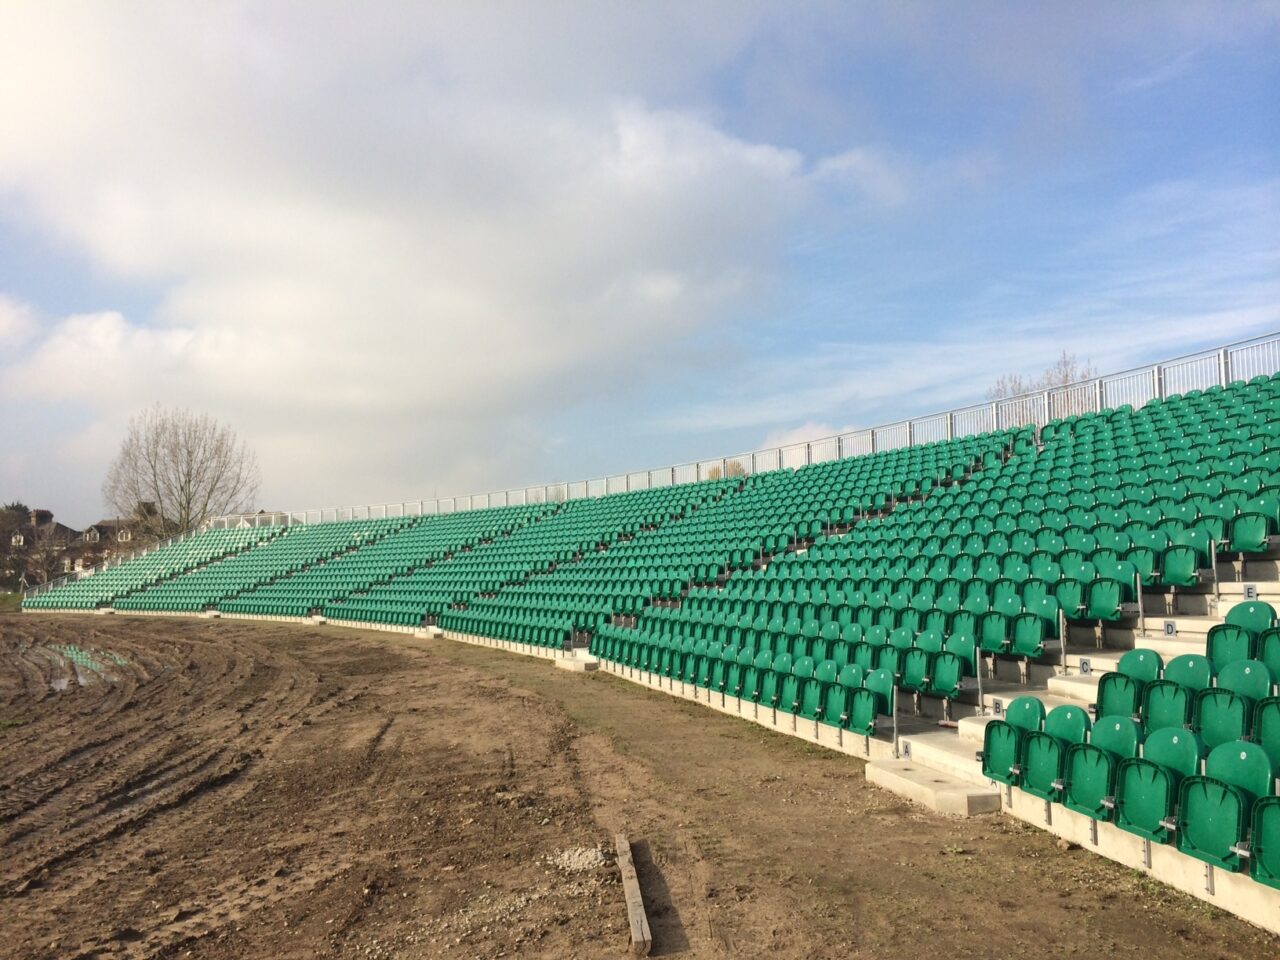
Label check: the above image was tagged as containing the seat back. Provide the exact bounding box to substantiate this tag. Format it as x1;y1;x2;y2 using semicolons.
837;663;865;689
791;655;816;679
1004;695;1046;734
1141;727;1205;778
1216;658;1273;701
1043;704;1091;743
1090;716;1143;758
1163;654;1213;691
1225;599;1277;635
1117;648;1162;684
864;667;895;711
813;659;839;684
1204;740;1276;803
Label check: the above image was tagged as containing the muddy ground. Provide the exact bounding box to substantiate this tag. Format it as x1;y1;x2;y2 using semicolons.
1;613;1276;959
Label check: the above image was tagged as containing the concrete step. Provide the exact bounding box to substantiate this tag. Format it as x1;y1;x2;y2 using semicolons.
1045;672;1100;704
958;713;999;744
1063;649;1123;674
896;730;990;788
865;758;999;815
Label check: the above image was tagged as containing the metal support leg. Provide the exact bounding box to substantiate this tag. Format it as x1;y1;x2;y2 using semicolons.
1136;571;1146;637
891;686;900;759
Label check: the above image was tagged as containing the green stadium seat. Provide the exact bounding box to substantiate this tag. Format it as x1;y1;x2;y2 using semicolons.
1063;716;1144;820
980;696;1046;785
1019;704;1092;801
1115;728;1206;843
1177;741;1278;871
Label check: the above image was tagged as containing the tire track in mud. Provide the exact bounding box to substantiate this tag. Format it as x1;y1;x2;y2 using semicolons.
0;619;322;904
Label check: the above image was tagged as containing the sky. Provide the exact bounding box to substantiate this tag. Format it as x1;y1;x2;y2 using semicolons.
1;1;1278;528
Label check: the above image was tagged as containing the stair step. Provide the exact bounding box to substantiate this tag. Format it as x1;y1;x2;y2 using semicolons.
865;758;999;815
1046;672;1100;703
897;730;989;785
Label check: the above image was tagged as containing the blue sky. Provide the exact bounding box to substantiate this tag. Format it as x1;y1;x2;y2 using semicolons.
1;2;1277;527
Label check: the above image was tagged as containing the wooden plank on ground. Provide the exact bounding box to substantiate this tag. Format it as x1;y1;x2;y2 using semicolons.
614;833;652;957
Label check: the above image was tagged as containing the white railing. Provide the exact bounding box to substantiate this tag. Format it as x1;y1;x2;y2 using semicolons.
26;331;1279;599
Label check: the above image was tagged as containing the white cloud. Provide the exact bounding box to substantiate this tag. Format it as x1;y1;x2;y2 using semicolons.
0;5;816;512
0;295;35;348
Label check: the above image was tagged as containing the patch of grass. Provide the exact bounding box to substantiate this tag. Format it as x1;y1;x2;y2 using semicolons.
0;592;21;614
0;717;26;730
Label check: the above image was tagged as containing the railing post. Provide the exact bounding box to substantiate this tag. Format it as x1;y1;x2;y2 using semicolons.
870;430;877;454
1041;390;1050;425
946;411;954;441
1219;347;1231;385
991;400;999;431
906;420;914;447
805;443;812;466
1094;378;1103;412
1153;365;1163;401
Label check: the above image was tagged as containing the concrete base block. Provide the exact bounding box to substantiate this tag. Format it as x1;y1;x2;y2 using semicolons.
1003;786;1280;935
554;656;599;672
866;760;1000;816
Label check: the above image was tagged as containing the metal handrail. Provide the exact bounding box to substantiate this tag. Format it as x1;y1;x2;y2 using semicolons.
201;331;1280;531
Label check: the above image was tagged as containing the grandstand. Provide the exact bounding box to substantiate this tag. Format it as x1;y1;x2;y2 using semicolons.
22;338;1280;933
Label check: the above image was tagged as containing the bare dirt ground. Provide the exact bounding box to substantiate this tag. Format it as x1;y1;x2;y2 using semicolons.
1;613;1277;959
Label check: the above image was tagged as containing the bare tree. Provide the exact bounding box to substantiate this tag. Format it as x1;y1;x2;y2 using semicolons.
103;406;261;540
986;350;1099;401
705;460;747;480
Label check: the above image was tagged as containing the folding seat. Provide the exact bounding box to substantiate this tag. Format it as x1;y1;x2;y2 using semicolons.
1255;696;1280;767
1054;579;1085;619
1062;717;1144;820
710;652;732;697
899;640;935;695
780;656;815;715
1009;613;1048;661
1115;728;1206;843
744;650;773;702
1141;653;1213;732
1094;649;1163;719
847;667;895;737
1019;704;1092;801
1193;660;1273;749
1205;623;1257;672
1229;512;1271;554
1157;544;1199;589
1176;740;1278;871
1084;578;1125;622
943;632;978;678
979;696;1046;785
1252;796;1280;889
978;611;1011;657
